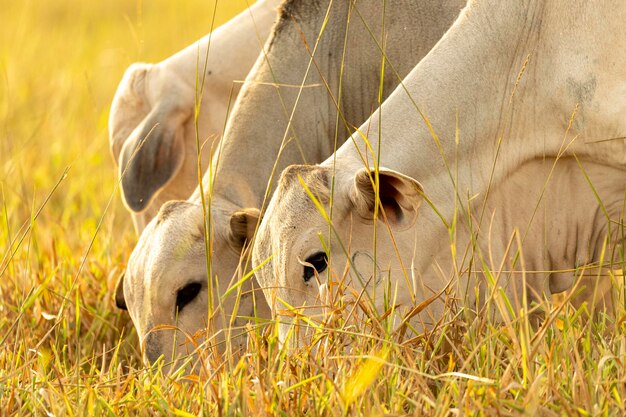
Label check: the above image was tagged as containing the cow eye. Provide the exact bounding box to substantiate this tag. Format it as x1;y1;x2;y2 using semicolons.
176;282;202;313
303;252;328;282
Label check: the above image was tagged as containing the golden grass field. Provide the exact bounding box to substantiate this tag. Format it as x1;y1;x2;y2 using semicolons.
1;1;625;415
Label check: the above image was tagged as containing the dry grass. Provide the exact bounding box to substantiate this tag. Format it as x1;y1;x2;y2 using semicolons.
1;1;625;416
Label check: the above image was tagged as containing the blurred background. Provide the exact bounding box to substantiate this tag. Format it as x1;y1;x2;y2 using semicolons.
0;2;250;406
0;0;248;260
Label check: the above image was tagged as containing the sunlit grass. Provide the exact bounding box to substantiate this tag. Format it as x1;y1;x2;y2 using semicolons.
1;0;626;415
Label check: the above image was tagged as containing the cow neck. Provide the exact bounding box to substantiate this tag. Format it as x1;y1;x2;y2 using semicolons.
204;1;351;211
331;0;626;276
161;0;280;97
208;0;468;213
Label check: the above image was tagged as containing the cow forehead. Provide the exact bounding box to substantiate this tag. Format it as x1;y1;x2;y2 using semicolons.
265;165;357;253
272;165;332;221
272;187;322;240
255;190;307;274
128;211;203;280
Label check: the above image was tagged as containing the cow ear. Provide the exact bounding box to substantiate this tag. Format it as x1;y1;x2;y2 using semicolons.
229;208;261;248
118;100;188;212
114;272;127;310
350;167;423;230
109;63;151;160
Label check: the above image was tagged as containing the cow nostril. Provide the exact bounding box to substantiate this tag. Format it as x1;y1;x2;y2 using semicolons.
144;333;163;364
176;282;202;313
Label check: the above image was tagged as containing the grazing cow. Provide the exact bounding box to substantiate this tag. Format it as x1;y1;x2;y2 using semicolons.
115;0;465;370
109;0;281;233
253;0;626;344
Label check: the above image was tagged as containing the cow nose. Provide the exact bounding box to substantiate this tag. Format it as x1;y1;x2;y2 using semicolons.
143;332;163;364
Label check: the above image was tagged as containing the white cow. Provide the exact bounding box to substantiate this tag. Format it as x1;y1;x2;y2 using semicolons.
109;0;281;233
253;0;626;344
115;0;465;370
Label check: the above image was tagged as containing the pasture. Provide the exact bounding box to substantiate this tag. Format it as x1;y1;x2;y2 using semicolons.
1;1;625;415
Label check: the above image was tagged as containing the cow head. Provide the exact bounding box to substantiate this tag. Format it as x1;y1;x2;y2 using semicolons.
115;199;269;372
253;164;426;346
